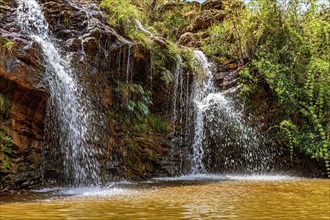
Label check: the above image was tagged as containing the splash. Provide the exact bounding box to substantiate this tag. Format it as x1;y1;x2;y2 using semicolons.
190;50;273;174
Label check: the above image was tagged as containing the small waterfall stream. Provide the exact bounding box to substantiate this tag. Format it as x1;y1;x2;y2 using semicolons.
135;19;153;36
170;54;194;174
172;55;183;126
17;0;103;186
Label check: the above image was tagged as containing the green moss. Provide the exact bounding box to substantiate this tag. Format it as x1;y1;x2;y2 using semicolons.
0;129;13;176
146;114;167;134
0;37;15;56
144;148;159;162
0;92;12;118
101;0;143;27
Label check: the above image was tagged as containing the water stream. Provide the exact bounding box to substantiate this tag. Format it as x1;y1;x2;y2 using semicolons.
135;19;153;36
172;55;183;126
17;0;102;186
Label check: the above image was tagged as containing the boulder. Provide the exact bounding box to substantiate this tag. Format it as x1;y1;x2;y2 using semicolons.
192;10;225;31
201;0;223;10
178;32;201;48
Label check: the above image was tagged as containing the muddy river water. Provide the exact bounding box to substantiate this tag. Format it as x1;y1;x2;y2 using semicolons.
1;174;329;219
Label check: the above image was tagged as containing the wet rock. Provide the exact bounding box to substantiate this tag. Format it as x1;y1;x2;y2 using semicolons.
122;134;171;180
201;0;223;10
57;30;77;39
82;37;99;54
0;37;48;189
0;0;49;189
151;36;167;48
213;63;244;93
65;38;82;51
178;32;201;48
192;10;225;31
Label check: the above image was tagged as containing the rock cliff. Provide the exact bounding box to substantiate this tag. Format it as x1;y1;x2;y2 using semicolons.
0;0;173;188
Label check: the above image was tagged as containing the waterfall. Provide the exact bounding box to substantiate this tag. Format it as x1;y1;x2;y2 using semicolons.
135;19;153;36
190;50;272;174
17;0;103;186
190;50;216;173
126;45;132;84
172;55;183;126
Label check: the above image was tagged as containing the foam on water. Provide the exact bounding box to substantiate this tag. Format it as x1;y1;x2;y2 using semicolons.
225;174;297;181
154;174;296;181
31;187;64;193
58;187;135;198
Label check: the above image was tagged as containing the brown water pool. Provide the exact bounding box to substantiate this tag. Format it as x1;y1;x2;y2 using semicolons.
1;174;329;219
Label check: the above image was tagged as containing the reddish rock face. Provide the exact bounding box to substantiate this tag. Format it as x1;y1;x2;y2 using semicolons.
178;32;201;48
0;34;49;188
201;0;223;11
192;10;225;32
1;0;49;188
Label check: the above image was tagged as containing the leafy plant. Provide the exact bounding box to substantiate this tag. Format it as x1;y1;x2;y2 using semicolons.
0;92;11;118
0;37;15;56
146;114;167;134
0;129;13;175
101;0;143;30
160;69;174;87
114;82;152;125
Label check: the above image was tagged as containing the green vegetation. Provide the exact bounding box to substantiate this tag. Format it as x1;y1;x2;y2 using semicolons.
0;92;11;118
202;0;329;175
102;0;194;135
112;81;168;134
0;37;15;56
100;0;329;175
114;82;151;119
0;129;13;180
0;92;12;183
101;0;195;76
101;0;143;31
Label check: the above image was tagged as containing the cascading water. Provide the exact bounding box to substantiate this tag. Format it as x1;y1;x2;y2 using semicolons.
17;0;103;186
169;54;195;175
126;44;132;84
135;19;153;36
190;50;216;173
190;50;272;174
172;55;183;126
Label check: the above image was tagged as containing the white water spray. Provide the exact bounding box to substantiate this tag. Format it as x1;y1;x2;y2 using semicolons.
190;50;272;174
